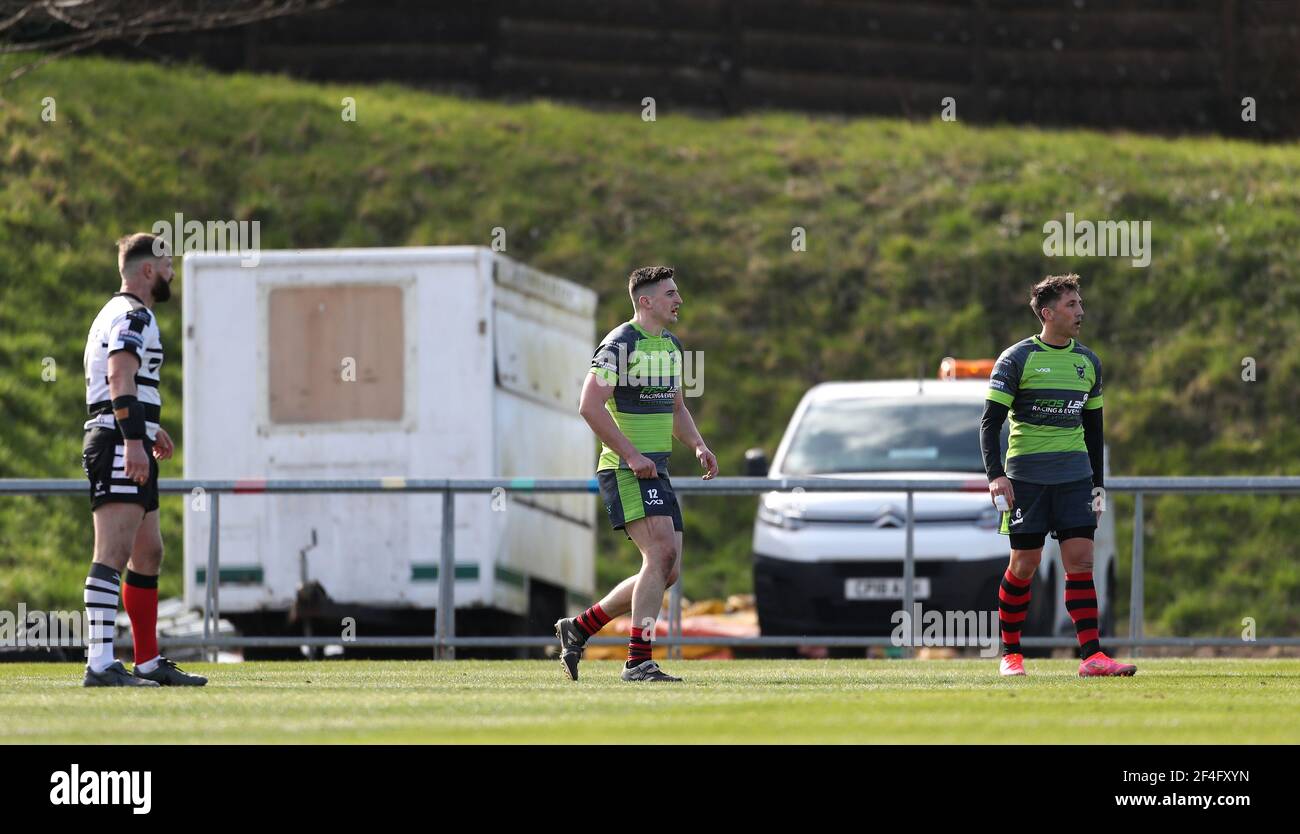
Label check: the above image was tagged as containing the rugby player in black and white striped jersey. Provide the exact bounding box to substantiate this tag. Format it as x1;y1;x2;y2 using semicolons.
79;233;206;686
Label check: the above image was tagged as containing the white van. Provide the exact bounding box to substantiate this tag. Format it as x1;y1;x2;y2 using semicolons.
747;371;1117;645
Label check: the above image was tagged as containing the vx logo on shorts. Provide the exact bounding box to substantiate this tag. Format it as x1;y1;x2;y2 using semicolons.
1010;508;1023;526
644;488;665;507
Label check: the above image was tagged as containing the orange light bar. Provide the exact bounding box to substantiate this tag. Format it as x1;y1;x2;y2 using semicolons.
939;357;995;380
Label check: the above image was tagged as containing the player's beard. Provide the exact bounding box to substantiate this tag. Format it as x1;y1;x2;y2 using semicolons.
152;277;172;303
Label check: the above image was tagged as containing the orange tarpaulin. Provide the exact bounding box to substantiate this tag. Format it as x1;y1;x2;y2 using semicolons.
582;607;759;661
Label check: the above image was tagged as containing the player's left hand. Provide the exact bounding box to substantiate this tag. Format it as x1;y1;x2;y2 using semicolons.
153;427;174;461
696;445;718;480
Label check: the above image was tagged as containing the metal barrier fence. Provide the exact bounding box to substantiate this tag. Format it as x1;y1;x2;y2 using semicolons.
3;476;1299;659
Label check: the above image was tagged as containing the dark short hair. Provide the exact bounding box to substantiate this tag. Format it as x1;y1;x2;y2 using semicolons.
117;233;168;273
1030;274;1081;321
628;266;674;305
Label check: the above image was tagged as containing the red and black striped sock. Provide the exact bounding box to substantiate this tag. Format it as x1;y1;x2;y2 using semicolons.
1065;571;1101;658
626;622;653;667
998;568;1032;656
573;603;611;640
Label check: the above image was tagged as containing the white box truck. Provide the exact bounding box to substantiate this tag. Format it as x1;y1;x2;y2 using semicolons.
181;247;597;650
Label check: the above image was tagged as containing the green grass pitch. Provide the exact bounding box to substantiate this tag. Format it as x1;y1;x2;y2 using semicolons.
2;659;1297;744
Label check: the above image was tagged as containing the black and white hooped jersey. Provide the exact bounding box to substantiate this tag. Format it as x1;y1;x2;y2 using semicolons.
83;292;164;440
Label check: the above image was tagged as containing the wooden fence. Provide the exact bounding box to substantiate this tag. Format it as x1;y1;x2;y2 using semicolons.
111;0;1299;137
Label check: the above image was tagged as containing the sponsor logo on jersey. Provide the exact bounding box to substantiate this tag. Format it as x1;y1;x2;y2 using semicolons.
1031;397;1086;416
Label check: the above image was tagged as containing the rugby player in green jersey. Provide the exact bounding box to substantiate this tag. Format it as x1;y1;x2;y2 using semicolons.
981;274;1136;677
555;266;718;682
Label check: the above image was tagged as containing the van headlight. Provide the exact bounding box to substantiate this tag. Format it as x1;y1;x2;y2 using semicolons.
757;502;785;527
758;495;805;530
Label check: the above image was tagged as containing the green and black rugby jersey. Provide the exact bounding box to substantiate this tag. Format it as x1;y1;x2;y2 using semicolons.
590;321;683;473
986;335;1103;485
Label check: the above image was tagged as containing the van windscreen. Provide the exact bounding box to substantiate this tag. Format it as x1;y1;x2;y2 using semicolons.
781;399;1002;475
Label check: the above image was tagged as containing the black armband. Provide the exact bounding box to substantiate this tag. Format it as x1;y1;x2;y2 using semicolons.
111;395;147;440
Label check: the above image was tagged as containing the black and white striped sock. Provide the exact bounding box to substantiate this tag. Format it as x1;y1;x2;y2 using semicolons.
84;562;121;672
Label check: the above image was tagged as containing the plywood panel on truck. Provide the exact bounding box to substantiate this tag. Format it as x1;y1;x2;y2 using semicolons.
267;284;405;423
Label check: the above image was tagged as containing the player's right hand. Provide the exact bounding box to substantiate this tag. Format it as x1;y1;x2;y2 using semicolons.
124;439;150;485
627;452;658;479
989;476;1014;510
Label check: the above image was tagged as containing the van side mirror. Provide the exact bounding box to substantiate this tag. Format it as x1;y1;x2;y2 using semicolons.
743;448;769;477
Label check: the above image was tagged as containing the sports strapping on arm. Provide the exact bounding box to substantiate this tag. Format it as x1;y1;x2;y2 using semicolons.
111;394;148;440
106;349;144;437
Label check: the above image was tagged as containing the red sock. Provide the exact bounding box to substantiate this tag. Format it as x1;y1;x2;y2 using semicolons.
998;568;1032;656
1065;571;1101;658
123;570;159;665
627;621;653;666
574;603;611;638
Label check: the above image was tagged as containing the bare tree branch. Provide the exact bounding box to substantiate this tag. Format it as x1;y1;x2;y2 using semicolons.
0;0;345;83
0;5;33;34
5;33;93;82
40;1;100;30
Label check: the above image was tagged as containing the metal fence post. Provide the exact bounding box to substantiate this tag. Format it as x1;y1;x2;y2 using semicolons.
202;509;211;661
669;571;683;660
1129;492;1144;658
204;491;220;664
902;491;916;658
436;488;456;660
